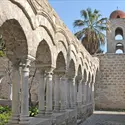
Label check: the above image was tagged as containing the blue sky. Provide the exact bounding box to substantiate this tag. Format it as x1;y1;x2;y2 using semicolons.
48;0;125;52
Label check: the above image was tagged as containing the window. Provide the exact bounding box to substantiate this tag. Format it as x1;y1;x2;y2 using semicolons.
116;49;123;53
115;27;124;40
117;15;120;18
115;43;124;53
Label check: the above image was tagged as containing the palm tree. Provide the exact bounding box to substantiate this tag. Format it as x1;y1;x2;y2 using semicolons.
73;8;109;55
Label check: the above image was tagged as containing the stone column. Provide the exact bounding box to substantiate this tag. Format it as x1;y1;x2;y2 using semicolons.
66;79;70;108
82;81;85;105
9;85;12;100
91;83;95;110
45;68;53;116
64;76;68;109
88;82;92;104
84;82;88;105
37;70;45;116
69;77;76;108
90;83;92;103
54;74;60;112
9;65;20;124
86;83;90;104
20;59;31;125
60;75;66;111
77;79;82;106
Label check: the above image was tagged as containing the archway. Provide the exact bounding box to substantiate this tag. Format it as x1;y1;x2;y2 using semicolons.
54;51;66;112
0;19;28;124
115;27;124;40
35;39;52;115
115;43;124;53
0;19;28;64
67;59;76;108
36;39;52;67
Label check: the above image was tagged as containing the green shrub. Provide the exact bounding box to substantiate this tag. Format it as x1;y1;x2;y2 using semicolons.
0;105;39;125
29;106;38;117
0;106;11;125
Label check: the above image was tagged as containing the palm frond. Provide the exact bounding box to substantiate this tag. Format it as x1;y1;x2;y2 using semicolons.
94;9;99;14
96;18;108;25
74;30;84;40
80;10;88;20
73;19;85;28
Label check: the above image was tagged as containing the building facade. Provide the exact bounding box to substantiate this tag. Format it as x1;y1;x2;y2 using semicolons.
95;10;125;110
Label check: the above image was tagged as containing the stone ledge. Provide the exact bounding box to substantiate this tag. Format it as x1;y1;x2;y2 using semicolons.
29;106;92;125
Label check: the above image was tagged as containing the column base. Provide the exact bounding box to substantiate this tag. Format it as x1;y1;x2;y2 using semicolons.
45;110;52;117
54;106;60;113
77;102;82;106
8;114;20;125
19;115;30;125
60;106;66;112
71;104;76;109
36;110;45;118
66;103;70;109
60;109;66;112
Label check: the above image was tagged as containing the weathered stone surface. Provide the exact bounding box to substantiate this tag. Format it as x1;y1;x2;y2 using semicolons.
95;54;125;110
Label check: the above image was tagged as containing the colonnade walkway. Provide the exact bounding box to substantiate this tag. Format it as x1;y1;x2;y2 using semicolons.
81;111;125;125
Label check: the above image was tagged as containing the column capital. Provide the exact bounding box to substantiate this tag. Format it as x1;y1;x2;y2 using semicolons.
69;77;75;81
20;59;31;72
45;67;54;75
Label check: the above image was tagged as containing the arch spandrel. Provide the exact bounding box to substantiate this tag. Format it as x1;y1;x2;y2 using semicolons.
55;32;68;52
55;41;67;66
56;28;71;46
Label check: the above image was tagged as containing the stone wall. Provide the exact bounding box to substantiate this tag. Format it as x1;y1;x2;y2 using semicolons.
95;53;125;110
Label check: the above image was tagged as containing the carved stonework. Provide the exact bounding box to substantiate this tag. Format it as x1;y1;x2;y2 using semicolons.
28;0;51;14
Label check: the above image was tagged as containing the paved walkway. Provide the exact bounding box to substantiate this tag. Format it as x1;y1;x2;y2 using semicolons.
81;111;125;125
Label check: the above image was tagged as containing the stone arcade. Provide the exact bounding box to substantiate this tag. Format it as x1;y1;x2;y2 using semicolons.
0;0;99;125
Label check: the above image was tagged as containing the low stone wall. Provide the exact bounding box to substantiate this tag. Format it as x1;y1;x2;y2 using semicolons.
30;103;93;125
0;99;11;107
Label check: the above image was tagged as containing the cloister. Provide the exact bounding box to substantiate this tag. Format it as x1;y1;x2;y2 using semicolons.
0;0;99;125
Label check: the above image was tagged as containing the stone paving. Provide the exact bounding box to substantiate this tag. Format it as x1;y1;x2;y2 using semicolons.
81;111;125;125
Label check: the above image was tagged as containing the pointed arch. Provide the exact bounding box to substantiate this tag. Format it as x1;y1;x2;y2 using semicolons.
35;39;52;68
55;51;66;72
0;19;28;64
115;27;124;40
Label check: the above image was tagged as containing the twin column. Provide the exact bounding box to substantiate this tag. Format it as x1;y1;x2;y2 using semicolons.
54;73;67;112
9;59;31;125
37;68;53;116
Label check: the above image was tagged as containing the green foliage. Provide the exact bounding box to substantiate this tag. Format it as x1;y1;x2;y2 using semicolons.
0;105;39;125
0;105;11;125
29;106;38;117
73;8;109;55
0;35;6;57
